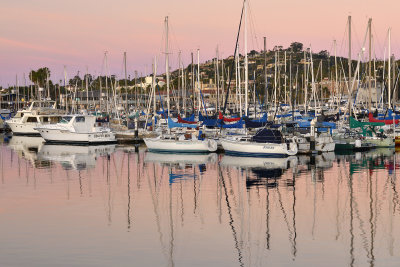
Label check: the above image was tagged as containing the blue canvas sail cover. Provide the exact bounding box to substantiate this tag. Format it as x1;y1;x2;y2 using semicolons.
251;129;283;144
198;113;218;127
218;119;244;128
168;117;198;129
245;119;271;128
182;114;195;122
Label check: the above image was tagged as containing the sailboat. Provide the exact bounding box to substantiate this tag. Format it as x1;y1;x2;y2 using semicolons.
221;128;298;157
144;132;217;153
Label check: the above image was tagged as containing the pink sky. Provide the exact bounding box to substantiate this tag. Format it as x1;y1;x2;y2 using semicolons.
1;0;399;87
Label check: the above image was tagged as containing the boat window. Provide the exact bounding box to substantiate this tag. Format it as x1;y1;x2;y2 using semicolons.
76;116;85;123
26;117;38;123
60;116;72;123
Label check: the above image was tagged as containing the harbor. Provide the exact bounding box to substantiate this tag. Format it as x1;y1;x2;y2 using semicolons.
2;0;400;265
0;137;399;266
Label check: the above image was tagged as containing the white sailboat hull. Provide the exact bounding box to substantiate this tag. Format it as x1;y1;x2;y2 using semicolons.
220;139;298;157
144;138;217;153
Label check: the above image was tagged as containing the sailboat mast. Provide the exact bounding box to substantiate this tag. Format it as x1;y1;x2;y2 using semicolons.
348;15;352;117
178;51;181;115
86;66;89;109
334;40;339;108
388;27;391;109
165;16;170;117
216;47;220;111
244;0;248;116
368;19;372;111
64;66;68;112
191;52;195;112
284;51;287;104
263;37;267;112
124;52;128;113
181;53;185;114
197;49;201;113
237;45;242;117
303;51;307;113
274;51;278;109
153;56;157;116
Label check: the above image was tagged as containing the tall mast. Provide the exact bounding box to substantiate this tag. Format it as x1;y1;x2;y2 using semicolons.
180;52;185;114
216;46;220;111
368;19;372;111
16;75;19;110
334;40;339;107
237;45;242;117
244;0;248;116
165;16;170;117
124;52;128;113
303;50;307;112
274;51;277;109
177;51;181;115
289;53;292;110
105;51;109;114
191;52;194;112
221;58;225;110
348;15;352;116
64;66;68;112
284;51;287;104
86;66;89;109
235;46;239;113
263;37;267;111
393;55;396;104
197;49;201;112
153;56;157;116
388;27;391;109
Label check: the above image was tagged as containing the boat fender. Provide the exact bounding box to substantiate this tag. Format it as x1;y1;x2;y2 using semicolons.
355;139;362;148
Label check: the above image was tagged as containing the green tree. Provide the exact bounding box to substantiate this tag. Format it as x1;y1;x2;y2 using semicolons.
29;67;50;87
289;42;303;52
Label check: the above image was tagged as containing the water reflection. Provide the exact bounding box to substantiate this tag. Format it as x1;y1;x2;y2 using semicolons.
7;135;115;170
37;143;116;170
1;137;400;266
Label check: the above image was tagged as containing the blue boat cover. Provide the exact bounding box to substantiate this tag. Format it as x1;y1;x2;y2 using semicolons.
251;129;283;144
218;119;244;128
168;117;198;129
182;114;195;122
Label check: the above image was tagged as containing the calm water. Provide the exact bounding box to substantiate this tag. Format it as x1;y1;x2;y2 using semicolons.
1;135;400;267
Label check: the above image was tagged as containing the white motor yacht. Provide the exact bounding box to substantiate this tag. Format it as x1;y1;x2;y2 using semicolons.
6;101;64;135
35;115;116;144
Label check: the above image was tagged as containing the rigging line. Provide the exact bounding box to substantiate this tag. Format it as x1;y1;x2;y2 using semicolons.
169;22;182;58
372;24;385;59
351;18;364;56
338;19;349;59
247;0;260;51
223;0;245;114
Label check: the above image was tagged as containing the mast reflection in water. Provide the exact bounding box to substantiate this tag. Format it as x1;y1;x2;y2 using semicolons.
0;135;400;266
